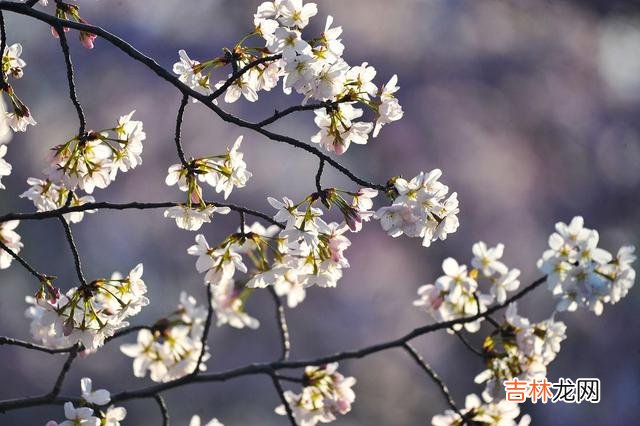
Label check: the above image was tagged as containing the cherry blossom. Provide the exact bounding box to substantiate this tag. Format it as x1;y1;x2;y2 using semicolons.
376;169;459;247
0;144;11;189
120;291;209;382
0;220;22;269
276;362;356;426
189;415;224;426
47;378;126;426
537;216;636;315
432;393;530;426
26;264;149;350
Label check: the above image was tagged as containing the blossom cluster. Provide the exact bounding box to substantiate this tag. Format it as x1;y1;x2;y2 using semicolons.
25;264;149;350
173;0;403;155
414;241;521;332
276;363;356;426
2;42;36;133
537;216;636;315
46;377;126;426
50;1;98;49
376;169;460;247
424;219;636;425
120;292;210;382
474;303;567;402
43;111;145;194
432;393;530;426
164;135;250;230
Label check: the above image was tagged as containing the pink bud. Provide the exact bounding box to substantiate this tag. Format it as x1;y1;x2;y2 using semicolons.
79;32;97;49
63;318;74;336
50;26;70;39
46;421;58;426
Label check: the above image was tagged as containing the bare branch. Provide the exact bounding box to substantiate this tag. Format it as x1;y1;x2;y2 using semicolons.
403;343;462;418
56;23;86;136
0;200;283;229
0;2;386;190
154;394;170;426
174;94;190;168
58;215;88;287
0;239;49;282
208;54;282;101
268;287;291;362
268;371;298;426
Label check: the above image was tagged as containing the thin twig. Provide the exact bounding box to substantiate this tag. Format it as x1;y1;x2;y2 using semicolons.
58;215;88;287
256;98;348;128
402;343;462;418
0;336;74;354
268;287;291;362
453;330;484;357
0;200;283;228
315;158;324;193
268;371;298;426
154;394;170;426
208;54;281;101
48;344;79;399
192;282;214;375
0;10;7;84
0;239;48;281
0;3;385;190
174;94;190;167
56;23;86;136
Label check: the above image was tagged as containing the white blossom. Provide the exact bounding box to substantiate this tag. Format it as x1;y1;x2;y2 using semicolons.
2;43;26;78
212;278;259;329
164;205;230;231
376;169;459;247
26;264;149;350
537;216;636;315
0;143;11;189
120;292;209;383
189;415;224;426
432;393;528;426
0;220;22;269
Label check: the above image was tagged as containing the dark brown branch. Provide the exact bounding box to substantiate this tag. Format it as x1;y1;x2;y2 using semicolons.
268;371;298;426
0;10;7;83
256;99;346;128
402;343;462;419
192;282;214;375
453;330;484;357
174;94;189;168
315;158;324;193
0;200;283;228
154;394;170;426
0;345;79;412
0;2;385;190
58;215;88;287
268;287;290;362
0;239;48;281
0;276;547;412
0;336;73;354
208;54;282;101
56;23;86;136
49;345;79;398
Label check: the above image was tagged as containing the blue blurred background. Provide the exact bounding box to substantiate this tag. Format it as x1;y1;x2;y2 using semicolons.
0;0;638;424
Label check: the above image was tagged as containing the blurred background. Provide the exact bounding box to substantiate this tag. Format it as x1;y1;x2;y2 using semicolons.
0;0;639;424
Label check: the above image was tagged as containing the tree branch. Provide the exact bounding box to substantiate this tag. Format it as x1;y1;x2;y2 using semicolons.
268;287;291;362
154;394;170;426
0;200;283;228
56;22;86;136
0;2;386;190
402;343;462;419
58;215;88;287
